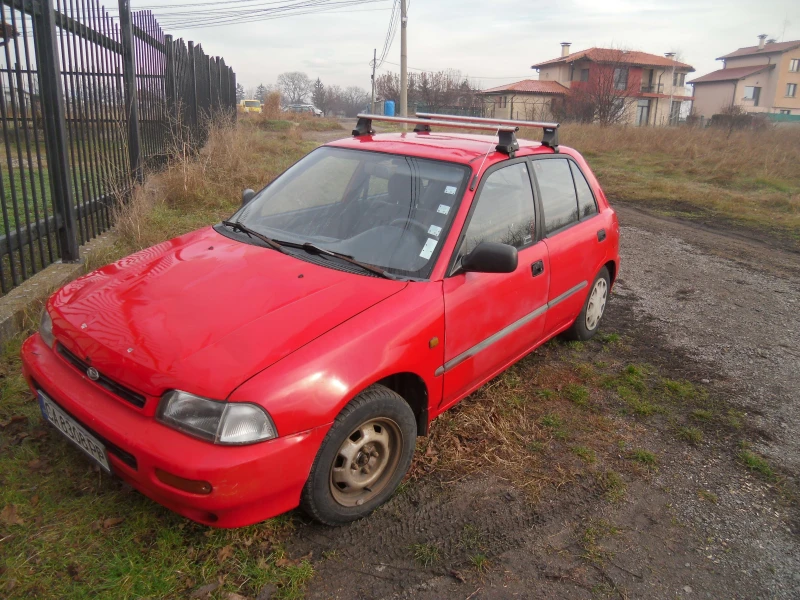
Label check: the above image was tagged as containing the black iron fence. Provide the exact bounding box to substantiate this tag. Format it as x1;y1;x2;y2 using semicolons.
0;0;236;294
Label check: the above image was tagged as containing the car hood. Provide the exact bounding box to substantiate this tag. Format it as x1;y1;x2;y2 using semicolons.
50;227;407;401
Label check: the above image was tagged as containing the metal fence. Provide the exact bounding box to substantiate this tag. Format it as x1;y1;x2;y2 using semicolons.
0;0;236;294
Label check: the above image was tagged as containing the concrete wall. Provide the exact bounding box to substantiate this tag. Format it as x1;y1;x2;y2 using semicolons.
482;93;560;121
692;81;738;118
774;51;800;113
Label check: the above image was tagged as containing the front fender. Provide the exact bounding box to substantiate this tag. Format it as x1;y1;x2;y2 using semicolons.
228;281;445;437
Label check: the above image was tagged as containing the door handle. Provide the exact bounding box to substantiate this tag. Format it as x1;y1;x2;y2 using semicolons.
531;260;544;277
597;229;607;242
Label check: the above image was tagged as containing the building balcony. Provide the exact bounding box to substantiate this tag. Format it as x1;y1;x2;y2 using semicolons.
640;84;664;93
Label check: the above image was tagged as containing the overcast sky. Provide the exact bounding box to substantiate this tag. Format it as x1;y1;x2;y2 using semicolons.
132;0;800;92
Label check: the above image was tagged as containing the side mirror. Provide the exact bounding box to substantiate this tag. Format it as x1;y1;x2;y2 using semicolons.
242;188;255;207
461;242;518;274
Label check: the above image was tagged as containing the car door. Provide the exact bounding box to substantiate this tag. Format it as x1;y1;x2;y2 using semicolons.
530;157;604;337
440;160;550;408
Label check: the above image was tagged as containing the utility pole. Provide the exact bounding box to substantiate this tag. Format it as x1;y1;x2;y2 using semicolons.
371;48;377;114
400;0;408;118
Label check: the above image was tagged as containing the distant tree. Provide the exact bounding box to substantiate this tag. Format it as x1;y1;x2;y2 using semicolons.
277;72;312;104
235;83;245;102
339;86;369;117
376;70;481;112
255;83;267;102
312;78;326;112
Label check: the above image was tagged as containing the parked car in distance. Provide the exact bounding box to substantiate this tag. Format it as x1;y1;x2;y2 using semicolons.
21;114;619;528
286;103;323;116
238;99;262;113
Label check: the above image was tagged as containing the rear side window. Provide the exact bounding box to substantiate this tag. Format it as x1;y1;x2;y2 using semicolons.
570;162;598;218
532;159;578;234
459;162;535;258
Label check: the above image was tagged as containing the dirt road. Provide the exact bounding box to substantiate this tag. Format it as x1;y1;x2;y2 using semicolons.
279;200;799;599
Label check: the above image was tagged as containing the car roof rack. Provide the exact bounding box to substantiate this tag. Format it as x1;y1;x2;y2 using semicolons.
415;112;560;152
353;113;522;157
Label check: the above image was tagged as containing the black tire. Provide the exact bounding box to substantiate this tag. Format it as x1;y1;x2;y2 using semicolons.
300;385;417;526
562;266;611;341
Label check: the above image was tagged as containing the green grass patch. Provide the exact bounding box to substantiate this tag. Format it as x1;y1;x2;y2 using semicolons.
598;470;626;503
698;490;718;503
677;426;703;444
630;449;657;465
563;383;590;407
539;413;563;429
737;449;774;480
572;445;597;463
410;542;440;567
690;409;714;422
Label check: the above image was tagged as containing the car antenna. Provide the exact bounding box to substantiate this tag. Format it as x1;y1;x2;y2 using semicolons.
470;128;501;191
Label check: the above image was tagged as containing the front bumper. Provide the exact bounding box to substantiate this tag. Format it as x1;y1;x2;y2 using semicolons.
21;333;330;528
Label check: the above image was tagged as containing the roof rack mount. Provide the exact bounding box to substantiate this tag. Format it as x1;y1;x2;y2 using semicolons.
415;112;560;152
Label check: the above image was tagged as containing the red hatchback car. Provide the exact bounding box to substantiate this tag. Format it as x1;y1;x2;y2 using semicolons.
21;114;619;527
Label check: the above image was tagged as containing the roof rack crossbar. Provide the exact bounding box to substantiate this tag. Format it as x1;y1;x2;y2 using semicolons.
415;112;560;153
353;113;521;156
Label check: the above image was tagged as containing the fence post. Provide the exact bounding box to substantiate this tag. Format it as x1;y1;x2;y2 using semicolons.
118;0;142;183
230;68;236;119
163;34;178;140
187;41;198;133
32;0;79;262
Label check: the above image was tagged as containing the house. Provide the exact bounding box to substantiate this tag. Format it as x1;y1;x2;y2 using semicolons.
479;80;568;121
531;44;695;126
689;36;800;118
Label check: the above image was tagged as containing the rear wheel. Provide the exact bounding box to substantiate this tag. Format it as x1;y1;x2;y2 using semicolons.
300;385;416;525
563;267;610;341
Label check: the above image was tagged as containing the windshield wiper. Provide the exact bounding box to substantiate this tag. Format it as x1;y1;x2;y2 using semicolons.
289;241;400;280
222;221;285;253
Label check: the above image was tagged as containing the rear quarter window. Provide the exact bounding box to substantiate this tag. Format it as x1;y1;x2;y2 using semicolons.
532;159;579;235
570;161;598;219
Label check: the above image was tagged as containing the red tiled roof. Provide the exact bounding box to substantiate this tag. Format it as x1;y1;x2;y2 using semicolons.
717;40;800;60
480;80;569;95
688;64;774;84
532;47;694;71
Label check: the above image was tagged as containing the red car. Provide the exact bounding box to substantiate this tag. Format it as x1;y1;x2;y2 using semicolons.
21;114;619;527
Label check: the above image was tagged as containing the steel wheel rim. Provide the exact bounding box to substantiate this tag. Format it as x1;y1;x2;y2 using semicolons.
585;278;608;331
329;418;403;507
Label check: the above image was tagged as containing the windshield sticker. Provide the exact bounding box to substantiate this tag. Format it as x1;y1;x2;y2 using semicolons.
419;238;438;259
437;204;451;215
428;224;442;237
444;185;457;195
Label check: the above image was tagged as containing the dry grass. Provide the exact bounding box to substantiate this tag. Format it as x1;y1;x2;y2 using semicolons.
519;124;800;245
111;118;316;257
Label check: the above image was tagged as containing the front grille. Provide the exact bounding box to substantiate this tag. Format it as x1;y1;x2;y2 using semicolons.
57;343;147;409
34;380;138;471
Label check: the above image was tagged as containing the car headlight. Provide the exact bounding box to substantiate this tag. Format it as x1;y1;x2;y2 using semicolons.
156;390;277;445
39;309;55;348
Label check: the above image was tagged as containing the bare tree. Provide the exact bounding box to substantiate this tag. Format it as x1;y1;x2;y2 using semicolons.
277;72;312;105
376;70;481;112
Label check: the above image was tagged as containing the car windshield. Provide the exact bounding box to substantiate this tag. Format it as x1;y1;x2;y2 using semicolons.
244;100;260;107
231;147;470;278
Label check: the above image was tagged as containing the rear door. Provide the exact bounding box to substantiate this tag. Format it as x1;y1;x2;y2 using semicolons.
441;161;549;407
530;157;605;336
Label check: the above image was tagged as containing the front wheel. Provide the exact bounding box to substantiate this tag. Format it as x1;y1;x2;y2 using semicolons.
300;385;417;525
563;267;610;341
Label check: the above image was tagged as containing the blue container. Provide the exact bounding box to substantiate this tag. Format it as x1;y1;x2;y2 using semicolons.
384;100;396;117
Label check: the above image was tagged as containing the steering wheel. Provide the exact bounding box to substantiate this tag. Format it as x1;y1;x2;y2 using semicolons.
389;217;429;241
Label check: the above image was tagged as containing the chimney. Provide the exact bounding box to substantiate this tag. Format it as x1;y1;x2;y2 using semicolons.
665;52;676;61
767;38;776;44
561;42;571;57
757;34;767;50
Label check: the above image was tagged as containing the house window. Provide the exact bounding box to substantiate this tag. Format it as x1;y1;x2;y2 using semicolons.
787;83;798;97
780;109;791;115
580;69;589;82
743;86;761;106
613;68;628;90
672;72;685;87
635;99;650;126
790;59;800;72
496;96;507;108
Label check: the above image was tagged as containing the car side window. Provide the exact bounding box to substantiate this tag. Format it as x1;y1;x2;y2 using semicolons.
458;162;535;260
570;162;598;219
532;159;579;235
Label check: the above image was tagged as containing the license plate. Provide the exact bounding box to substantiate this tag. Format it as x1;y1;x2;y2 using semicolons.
39;391;111;473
